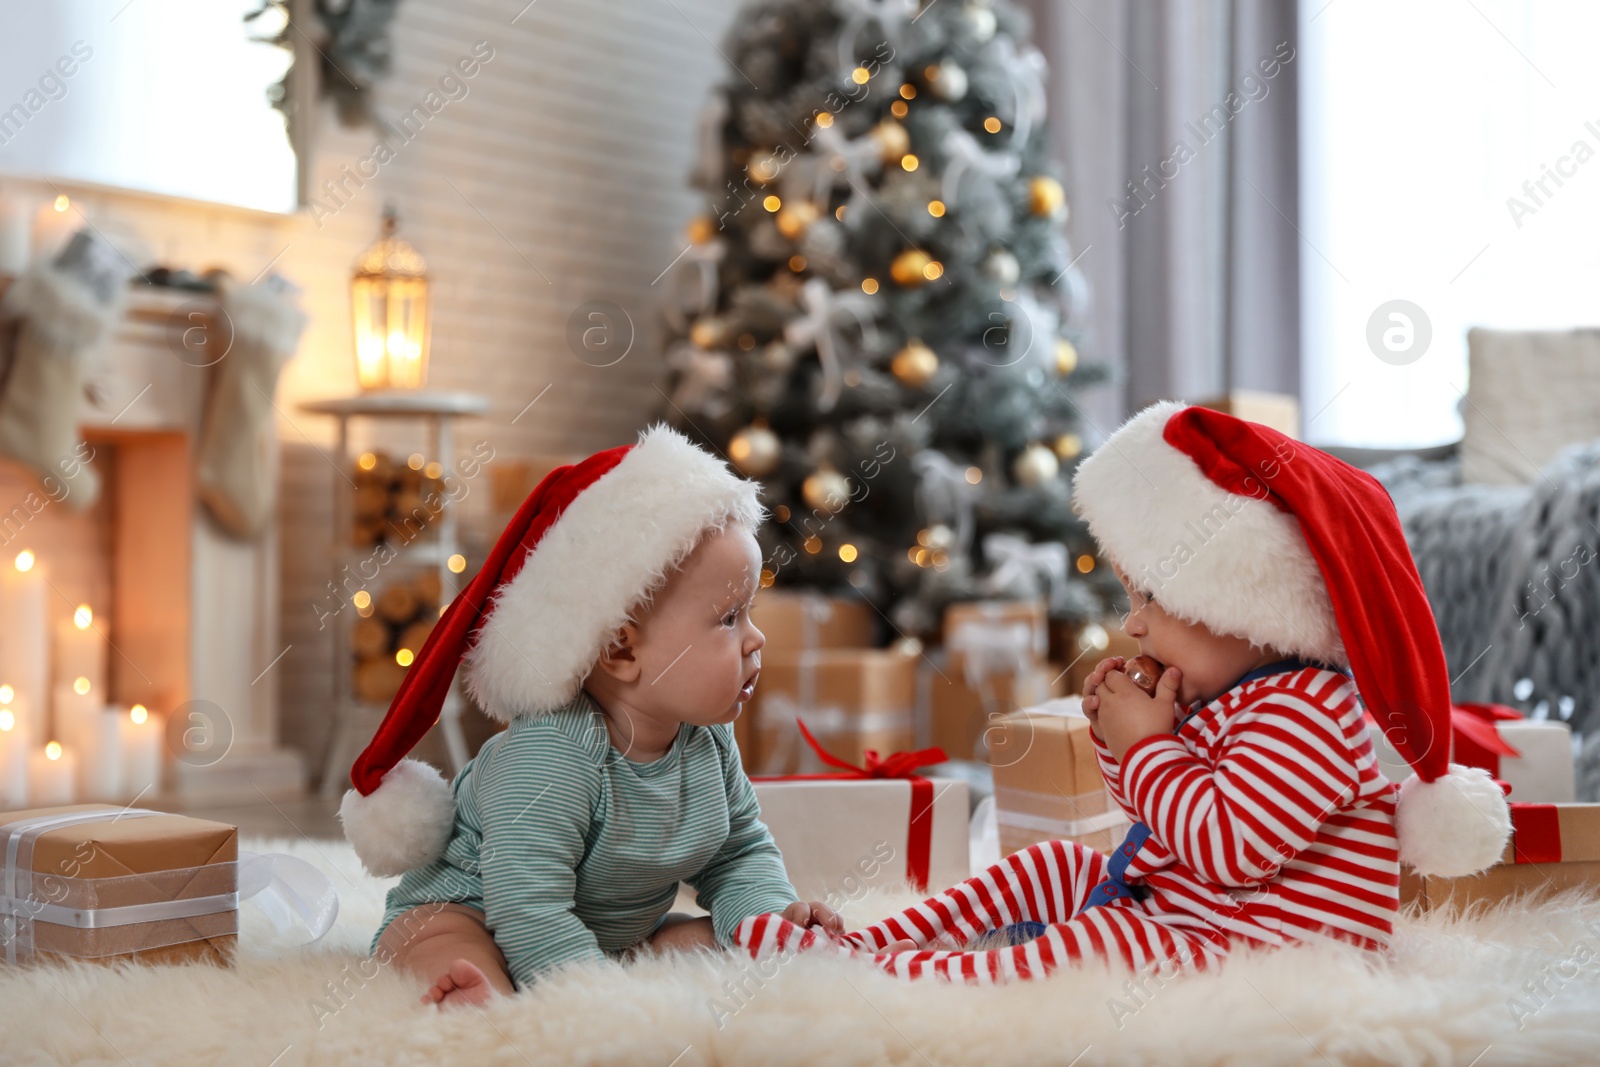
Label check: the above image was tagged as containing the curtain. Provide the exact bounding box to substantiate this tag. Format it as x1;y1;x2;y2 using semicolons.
1022;0;1302;433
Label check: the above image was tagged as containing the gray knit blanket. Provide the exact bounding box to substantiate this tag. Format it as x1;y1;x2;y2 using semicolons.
1368;440;1600;799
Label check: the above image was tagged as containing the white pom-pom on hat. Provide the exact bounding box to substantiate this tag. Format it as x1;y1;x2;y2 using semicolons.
1395;763;1512;878
338;758;457;878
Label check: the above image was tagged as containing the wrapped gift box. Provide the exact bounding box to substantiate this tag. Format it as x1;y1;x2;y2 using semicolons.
1;804;239;966
926;663;1067;760
1405;803;1600;910
943;599;1048;681
988;698;1130;855
749;649;916;775
1371;711;1576;803
754;777;970;899
751;591;874;654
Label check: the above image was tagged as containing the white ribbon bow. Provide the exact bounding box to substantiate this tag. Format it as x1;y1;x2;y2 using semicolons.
663;238;727;331
914;449;980;555
811;123;886;216
947;618;1039;689
940;127;1022;208
665;341;735;418
988;36;1049;148
783;277;880;413
832;0;919;80
981;532;1070;608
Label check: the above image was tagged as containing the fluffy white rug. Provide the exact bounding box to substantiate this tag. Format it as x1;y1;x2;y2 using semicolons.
5;834;1600;1066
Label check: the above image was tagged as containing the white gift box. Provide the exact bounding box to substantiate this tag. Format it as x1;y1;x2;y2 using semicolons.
753;778;970;902
1370;716;1575;803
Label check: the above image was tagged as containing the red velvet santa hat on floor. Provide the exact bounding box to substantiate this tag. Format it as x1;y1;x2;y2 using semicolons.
1070;401;1510;878
337;424;763;876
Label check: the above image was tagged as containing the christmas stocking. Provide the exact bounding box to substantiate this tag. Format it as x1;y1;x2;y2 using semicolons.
0;231;130;510
196;274;306;539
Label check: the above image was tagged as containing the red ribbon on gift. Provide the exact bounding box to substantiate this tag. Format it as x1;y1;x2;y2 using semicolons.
757;719;947;891
1509;802;1563;865
1449;703;1523;777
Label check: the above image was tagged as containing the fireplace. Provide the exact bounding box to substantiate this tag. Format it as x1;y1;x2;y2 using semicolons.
0;281;305;804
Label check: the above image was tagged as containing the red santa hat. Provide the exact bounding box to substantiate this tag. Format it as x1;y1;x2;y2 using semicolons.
338;424;763;876
1070;401;1510;878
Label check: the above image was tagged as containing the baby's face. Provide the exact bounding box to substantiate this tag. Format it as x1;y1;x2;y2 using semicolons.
627;523;766;727
1111;564;1277;708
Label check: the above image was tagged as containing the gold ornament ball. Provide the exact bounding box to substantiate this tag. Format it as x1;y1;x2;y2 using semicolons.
802;468;852;514
728;424;781;478
891;340;940;387
748;150;782;184
1011;443;1061;486
874;120;911;163
776;200;820;239
891;248;934;287
689;316;729;349
1055;337;1079;376
1029;175;1068;219
1053;432;1083;460
686;216;717;244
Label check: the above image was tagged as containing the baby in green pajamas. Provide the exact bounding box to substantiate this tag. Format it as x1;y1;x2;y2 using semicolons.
338;427;843;1006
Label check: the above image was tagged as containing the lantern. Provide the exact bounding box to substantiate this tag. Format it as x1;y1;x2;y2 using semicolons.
351;207;430;391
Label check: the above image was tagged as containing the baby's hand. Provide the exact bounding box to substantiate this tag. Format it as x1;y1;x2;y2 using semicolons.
782;900;845;937
1081;656;1126;737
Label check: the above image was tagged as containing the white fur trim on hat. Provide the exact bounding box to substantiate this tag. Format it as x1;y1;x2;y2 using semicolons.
1395;764;1512;878
460;424;763;722
1070;401;1346;666
338;758;457;877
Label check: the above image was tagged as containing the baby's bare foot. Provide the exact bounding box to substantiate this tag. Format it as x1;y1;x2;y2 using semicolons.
421;959;497;1009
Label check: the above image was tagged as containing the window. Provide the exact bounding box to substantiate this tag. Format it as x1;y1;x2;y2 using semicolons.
1299;0;1600;448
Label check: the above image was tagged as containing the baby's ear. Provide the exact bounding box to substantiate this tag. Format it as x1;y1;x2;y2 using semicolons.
595;623;642;681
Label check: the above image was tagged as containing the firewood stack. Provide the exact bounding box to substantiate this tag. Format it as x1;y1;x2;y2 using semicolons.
351;449;449;548
351;569;444;705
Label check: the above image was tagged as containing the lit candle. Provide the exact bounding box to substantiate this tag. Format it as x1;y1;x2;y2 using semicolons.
0;551;49;747
77;707;123;803
119;704;162;799
0;705;26;808
28;741;77;807
53;676;99;753
54;605;106;696
32;194;77;260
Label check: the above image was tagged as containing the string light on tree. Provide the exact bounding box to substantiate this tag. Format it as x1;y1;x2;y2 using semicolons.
891;249;943;286
874;120;910;163
1053;432;1083;460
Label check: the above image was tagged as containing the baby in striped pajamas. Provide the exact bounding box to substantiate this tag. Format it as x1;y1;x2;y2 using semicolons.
736;401;1496;983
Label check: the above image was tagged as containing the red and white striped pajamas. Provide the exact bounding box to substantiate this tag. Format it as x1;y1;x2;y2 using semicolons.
734;666;1402;983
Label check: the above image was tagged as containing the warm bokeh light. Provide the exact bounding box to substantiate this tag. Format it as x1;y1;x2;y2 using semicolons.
15;550;35;572
447;554;467;573
358;452;378;471
131;704;148;725
46;741;62;760
0;710;12;732
73;676;91;696
964;466;982;484
407;453;425;470
352;590;372;610
838;544;858;563
53;195;69;212
927;200;945;217
74;605;92;629
0;684;12;704
396;648;415;667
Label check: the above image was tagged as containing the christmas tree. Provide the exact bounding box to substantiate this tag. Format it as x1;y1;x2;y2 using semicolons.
659;0;1114;637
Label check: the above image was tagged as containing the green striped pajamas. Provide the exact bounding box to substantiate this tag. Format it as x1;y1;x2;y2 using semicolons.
370;691;796;989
